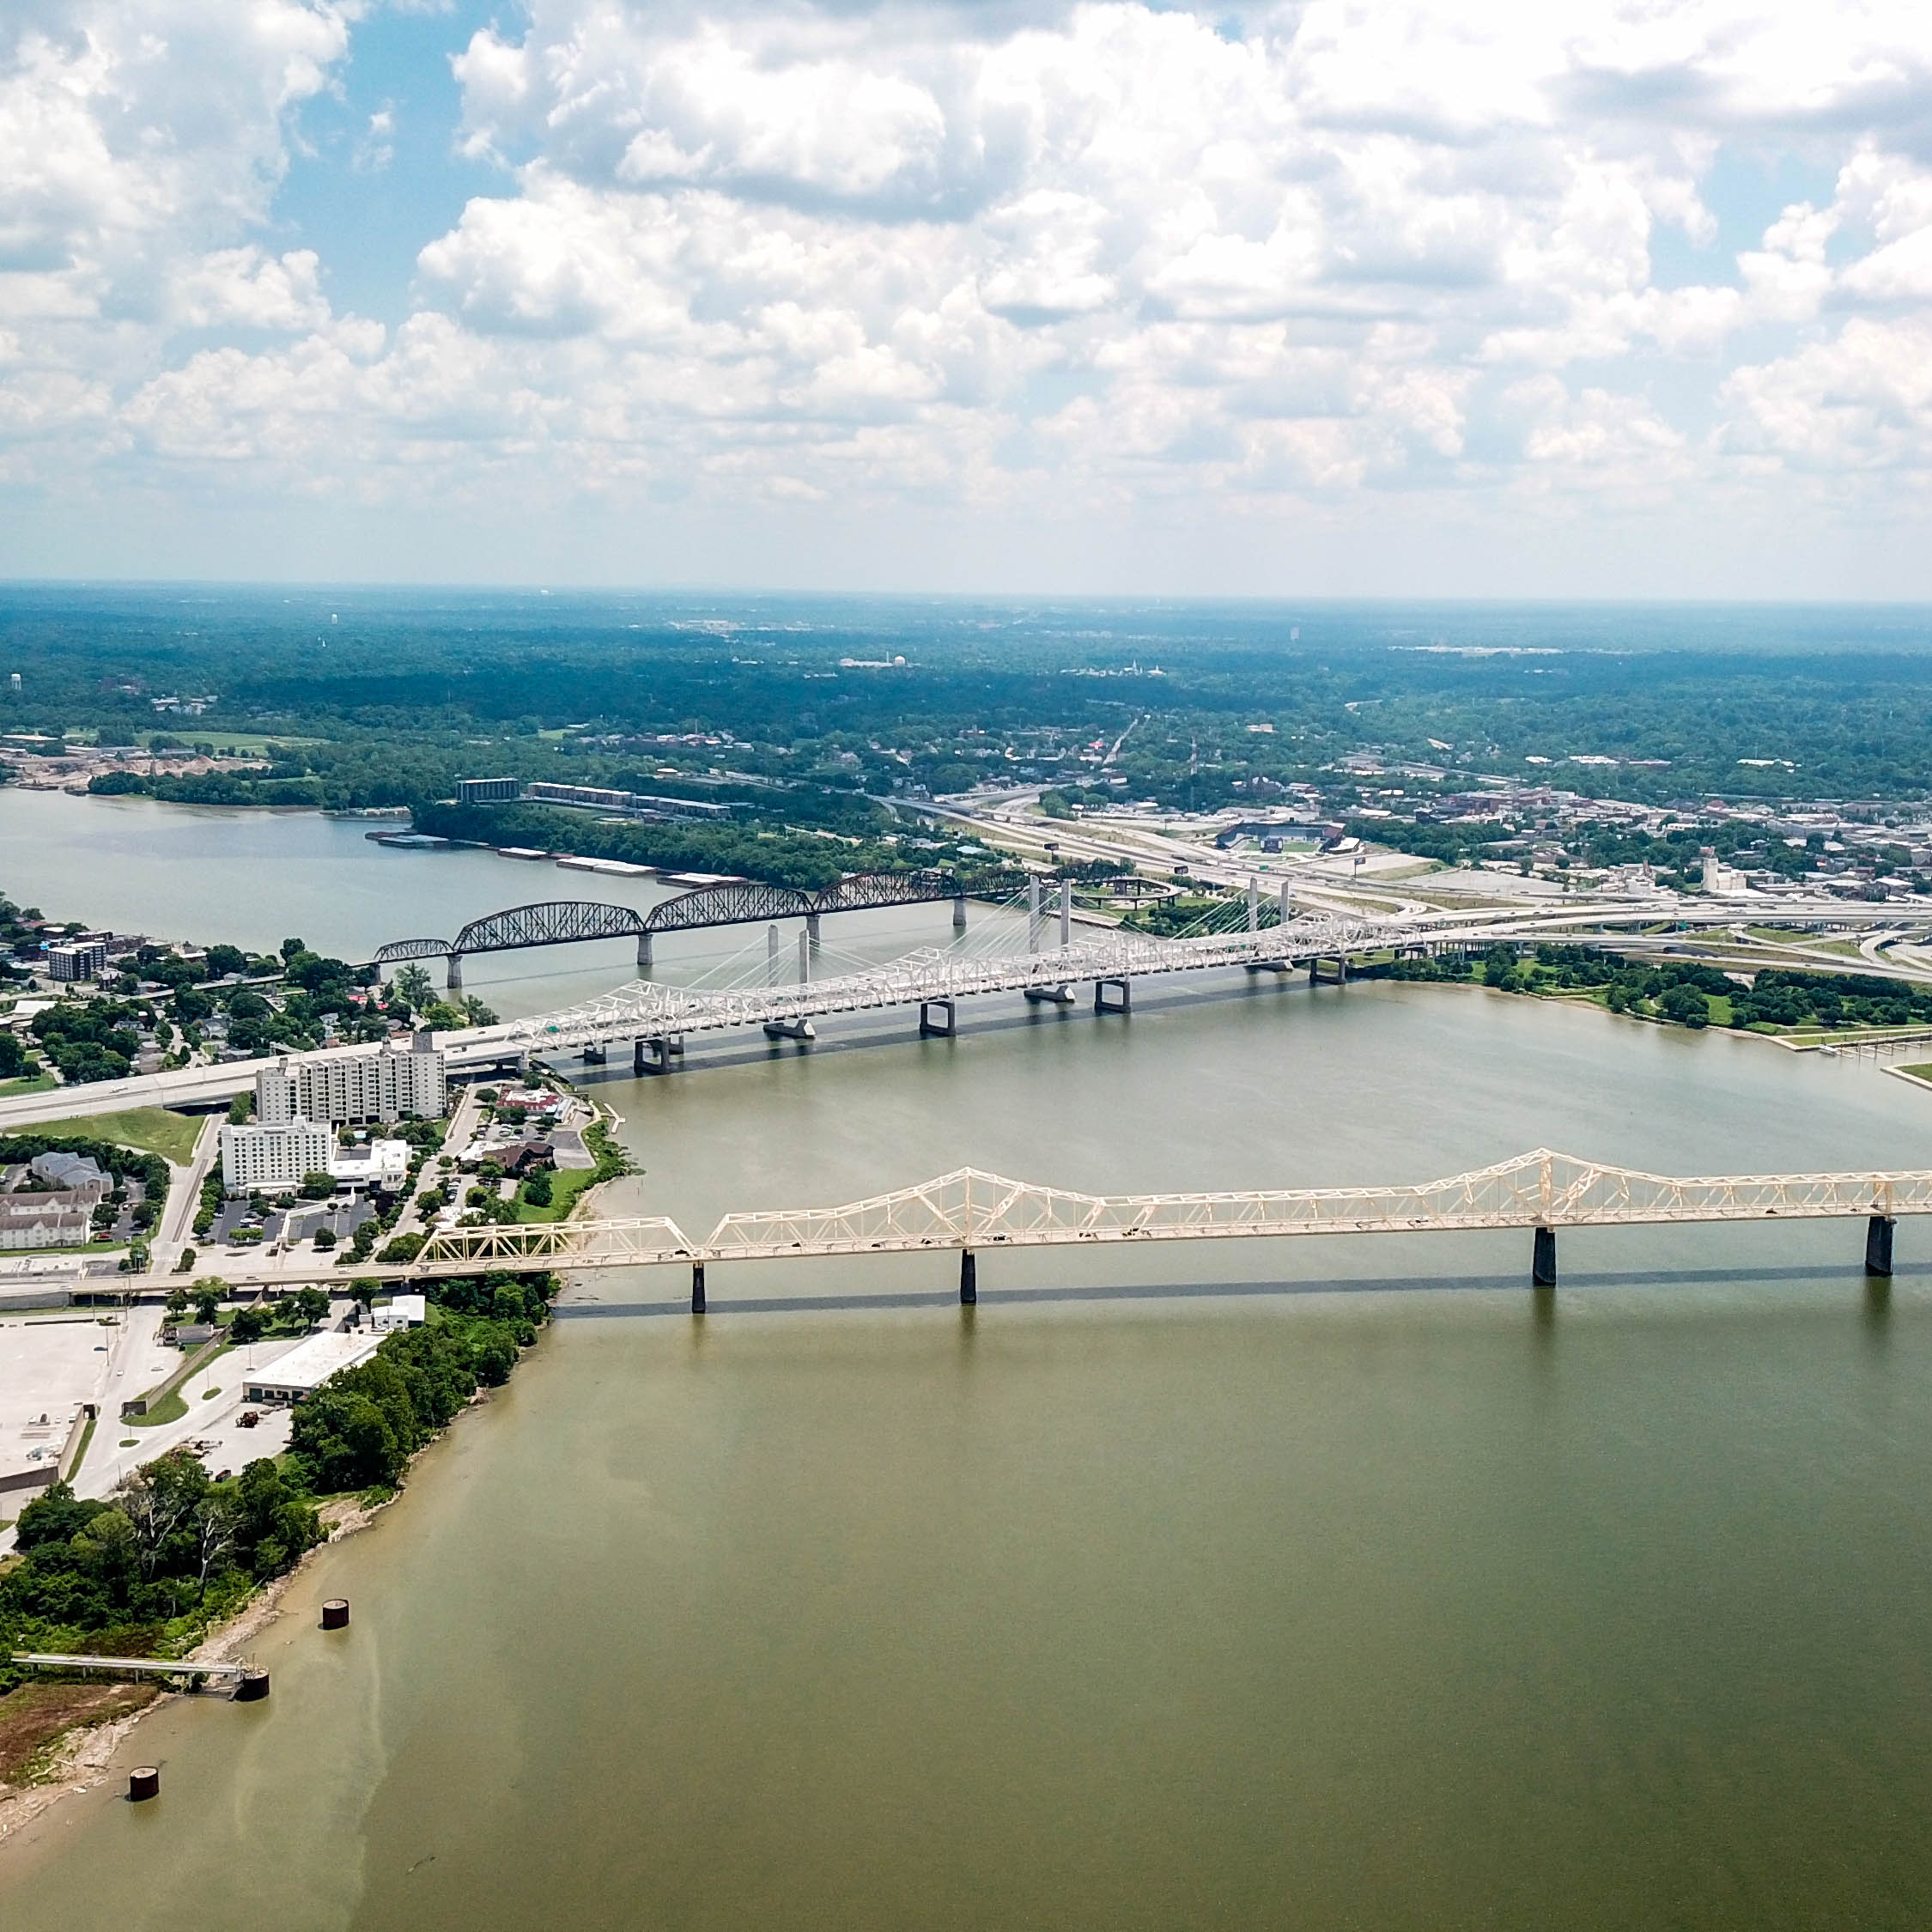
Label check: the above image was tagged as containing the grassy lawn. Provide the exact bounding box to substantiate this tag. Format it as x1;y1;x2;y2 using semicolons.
513;1165;601;1223
1899;1065;1932;1084
12;1105;204;1164
0;1072;58;1097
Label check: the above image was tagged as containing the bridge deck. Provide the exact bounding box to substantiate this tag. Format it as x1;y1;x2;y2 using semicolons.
79;1151;1930;1294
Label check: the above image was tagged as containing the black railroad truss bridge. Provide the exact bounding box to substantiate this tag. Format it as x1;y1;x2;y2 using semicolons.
373;869;1004;987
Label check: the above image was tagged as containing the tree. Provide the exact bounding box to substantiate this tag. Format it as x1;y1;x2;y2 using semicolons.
299;1170;337;1199
1659;983;1711;1030
205;945;248;977
280;937;307;962
391;963;434;1012
227;1093;251;1127
192;1279;225;1324
522;1170;553;1207
230;1305;267;1344
165;1284;191;1316
292;1286;330;1327
116;1449;210;1580
313;1225;337;1250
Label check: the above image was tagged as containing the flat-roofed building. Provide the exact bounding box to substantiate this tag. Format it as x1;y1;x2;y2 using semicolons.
241;1330;384;1405
46;939;108;981
258;1036;447;1127
222;1117;336;1193
457;775;520;804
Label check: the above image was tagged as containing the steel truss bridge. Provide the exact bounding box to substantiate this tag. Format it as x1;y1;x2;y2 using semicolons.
425;889;1917;1073
139;1150;1929;1305
374;869;1003;981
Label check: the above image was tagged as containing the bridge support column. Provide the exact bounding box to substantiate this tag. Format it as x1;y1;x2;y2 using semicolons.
637;932;653;971
1866;1214;1896;1278
768;924;781;984
1059;879;1072;950
635;1036;677;1076
1029;875;1042;952
1095;975;1130;1015
763;1018;817;1042
960;1249;977;1306
799;930;811;985
1025;984;1076;1005
1309;955;1348;986
806;911;822;948
691;1261;706;1315
920;999;957;1037
582;1043;606;1065
1533;1225;1557;1288
446;954;463;990
1248;874;1260;933
952;893;968;932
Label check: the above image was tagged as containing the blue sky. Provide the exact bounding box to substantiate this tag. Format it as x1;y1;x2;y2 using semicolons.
3;0;1932;596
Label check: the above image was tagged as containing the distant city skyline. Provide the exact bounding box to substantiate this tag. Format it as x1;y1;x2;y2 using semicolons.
4;0;1932;597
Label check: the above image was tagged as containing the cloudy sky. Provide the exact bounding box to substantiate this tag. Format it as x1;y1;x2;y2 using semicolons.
4;0;1932;594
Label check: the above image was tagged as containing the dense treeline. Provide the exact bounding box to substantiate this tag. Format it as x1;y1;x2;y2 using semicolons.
415;802;896;892
0;1455;320;1677
287;1277;554;1493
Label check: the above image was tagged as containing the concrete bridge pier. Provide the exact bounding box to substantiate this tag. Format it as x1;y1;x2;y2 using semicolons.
1248;874;1260;933
763;1018;817;1042
959;1249;977;1305
920;998;957;1037
1025;983;1076;1005
637;932;653;971
1533;1226;1558;1287
1094;975;1131;1015
805;911;822;948
446;954;464;990
1059;880;1072;949
1309;954;1349;986
1029;875;1042;952
582;1043;606;1064
690;1261;706;1315
1867;1213;1896;1276
635;1036;681;1076
799;930;811;985
952;893;968;931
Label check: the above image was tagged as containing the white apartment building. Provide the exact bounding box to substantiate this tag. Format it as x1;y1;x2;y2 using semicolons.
221;1117;337;1193
257;1035;447;1127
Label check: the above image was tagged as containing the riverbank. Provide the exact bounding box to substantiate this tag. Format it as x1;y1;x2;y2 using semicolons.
0;1488;372;1845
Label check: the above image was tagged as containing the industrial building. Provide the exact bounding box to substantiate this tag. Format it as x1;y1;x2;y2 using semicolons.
241;1330;384;1406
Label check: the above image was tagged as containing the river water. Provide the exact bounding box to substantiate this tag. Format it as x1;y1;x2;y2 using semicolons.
7;797;1932;1929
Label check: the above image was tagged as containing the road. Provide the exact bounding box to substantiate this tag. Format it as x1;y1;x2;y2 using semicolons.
153;1114;221;1275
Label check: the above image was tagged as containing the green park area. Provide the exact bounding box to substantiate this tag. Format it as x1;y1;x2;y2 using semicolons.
14;1105;204;1166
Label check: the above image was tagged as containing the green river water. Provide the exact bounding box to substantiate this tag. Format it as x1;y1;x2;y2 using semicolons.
5;798;1932;1929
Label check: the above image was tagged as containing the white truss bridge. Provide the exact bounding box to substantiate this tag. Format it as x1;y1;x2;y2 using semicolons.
212;1147;1913;1309
426;890;1927;1072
